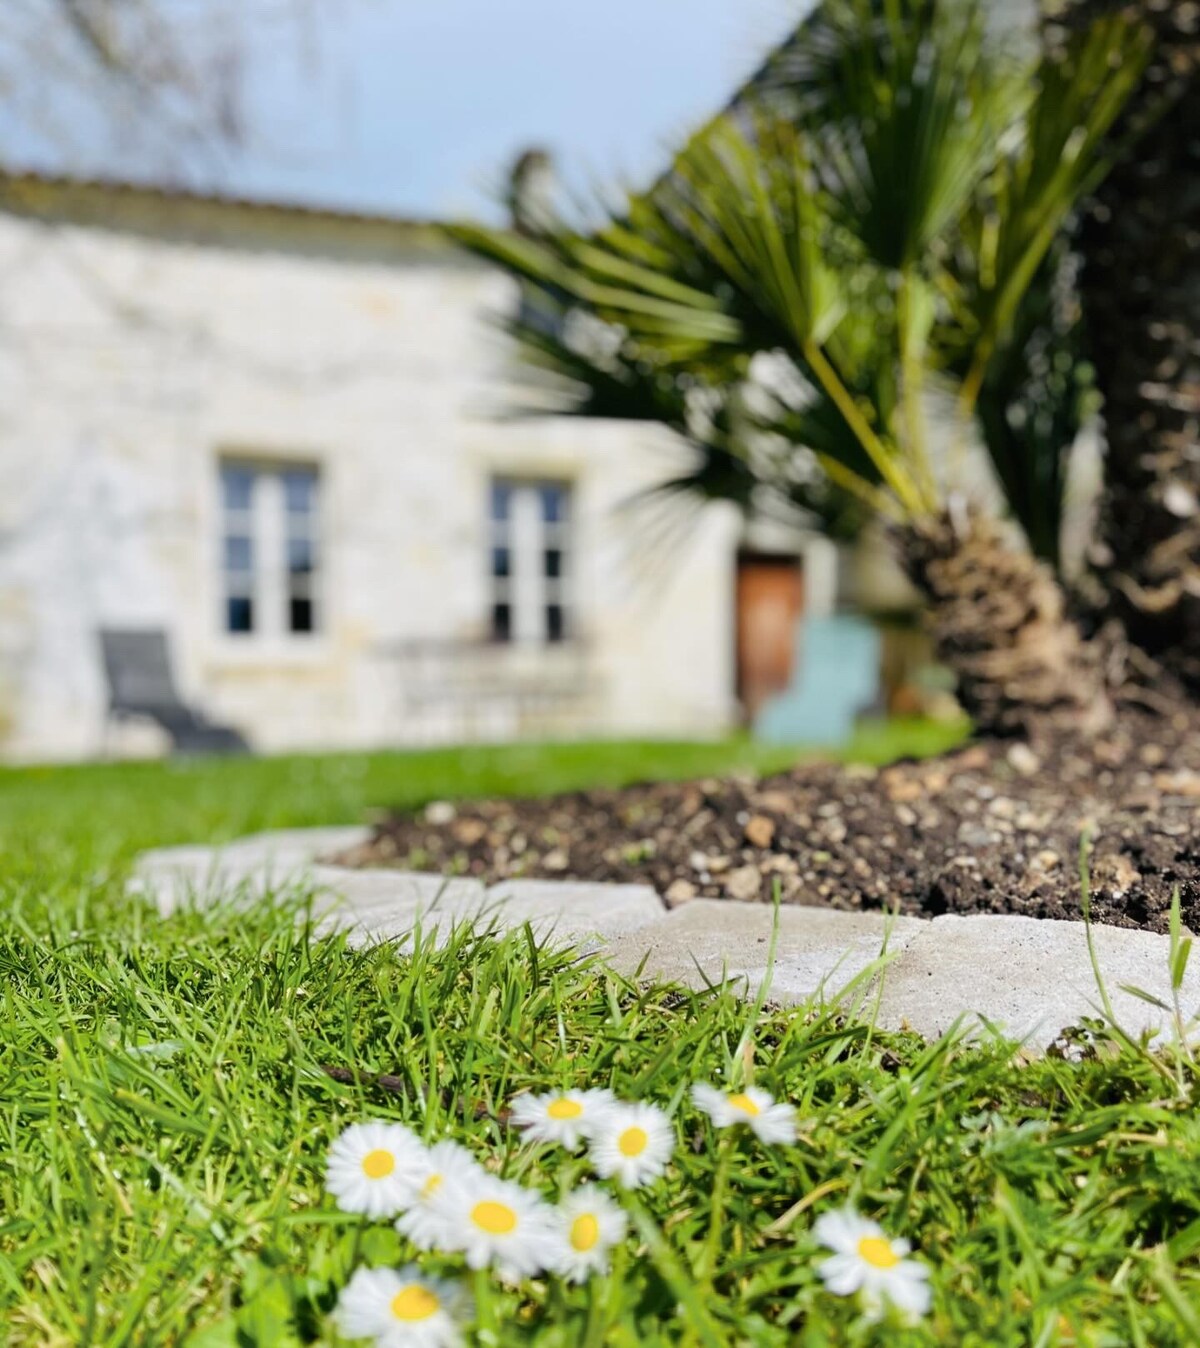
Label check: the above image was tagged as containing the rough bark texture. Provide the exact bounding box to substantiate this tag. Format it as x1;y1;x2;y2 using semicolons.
899;508;1112;738
1046;0;1200;686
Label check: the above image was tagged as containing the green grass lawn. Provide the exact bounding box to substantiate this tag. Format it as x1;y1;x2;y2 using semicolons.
0;719;964;872
4;724;1200;1346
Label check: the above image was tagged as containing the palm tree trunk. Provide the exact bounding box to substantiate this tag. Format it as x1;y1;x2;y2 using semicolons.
899;507;1113;738
1044;0;1200;687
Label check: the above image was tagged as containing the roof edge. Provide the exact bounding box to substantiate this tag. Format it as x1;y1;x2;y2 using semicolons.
0;167;465;261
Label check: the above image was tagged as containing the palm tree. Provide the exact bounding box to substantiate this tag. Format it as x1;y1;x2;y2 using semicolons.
1045;0;1200;689
451;0;1149;737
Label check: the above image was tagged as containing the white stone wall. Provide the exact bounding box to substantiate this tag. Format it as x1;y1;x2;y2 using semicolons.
0;210;741;759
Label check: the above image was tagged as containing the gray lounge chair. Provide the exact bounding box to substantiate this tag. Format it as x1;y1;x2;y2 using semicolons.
99;629;249;755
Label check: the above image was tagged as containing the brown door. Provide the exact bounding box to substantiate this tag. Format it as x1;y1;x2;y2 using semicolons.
736;554;804;723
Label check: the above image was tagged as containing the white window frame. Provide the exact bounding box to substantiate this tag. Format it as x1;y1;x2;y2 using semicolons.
218;458;323;644
489;478;572;645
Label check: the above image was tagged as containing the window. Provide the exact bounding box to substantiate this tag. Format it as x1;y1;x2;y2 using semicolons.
221;466;256;634
284;469;318;634
489;478;572;644
219;461;321;638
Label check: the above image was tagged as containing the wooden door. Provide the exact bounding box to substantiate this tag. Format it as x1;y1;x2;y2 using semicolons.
736;554;804;723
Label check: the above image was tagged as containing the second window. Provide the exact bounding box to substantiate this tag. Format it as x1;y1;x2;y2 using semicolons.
489;479;572;644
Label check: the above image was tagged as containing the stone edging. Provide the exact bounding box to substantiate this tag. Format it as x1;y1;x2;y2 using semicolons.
131;828;1200;1050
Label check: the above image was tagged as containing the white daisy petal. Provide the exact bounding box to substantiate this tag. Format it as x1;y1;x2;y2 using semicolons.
325;1121;426;1220
395;1141;483;1251
426;1172;561;1282
509;1088;616;1149
747;1104;798;1145
814;1207;930;1321
333;1265;468;1348
877;1265;932;1318
587;1102;675;1189
817;1252;866;1296
554;1186;628;1282
812;1207;881;1256
689;1084;796;1145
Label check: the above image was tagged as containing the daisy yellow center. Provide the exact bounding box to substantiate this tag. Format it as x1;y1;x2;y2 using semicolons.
421;1172;443;1199
547;1098;584;1120
728;1093;761;1117
570;1213;601;1253
361;1149;395;1179
618;1126;649;1157
857;1236;900;1270
390;1284;439;1322
471;1200;518;1235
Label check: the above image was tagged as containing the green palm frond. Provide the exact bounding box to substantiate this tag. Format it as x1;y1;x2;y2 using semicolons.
746;0;1030;272
446;0;1150;561
448;222;740;359
972;238;1097;570
494;296;874;537
948;10;1153;400
450;119;923;513
662;121;845;352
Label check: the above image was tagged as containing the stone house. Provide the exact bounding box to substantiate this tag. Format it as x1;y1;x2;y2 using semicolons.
0;170;833;761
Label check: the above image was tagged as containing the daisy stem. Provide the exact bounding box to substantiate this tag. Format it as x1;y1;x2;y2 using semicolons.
624;1196;725;1348
700;1136;734;1281
472;1266;498;1346
582;1258;615;1348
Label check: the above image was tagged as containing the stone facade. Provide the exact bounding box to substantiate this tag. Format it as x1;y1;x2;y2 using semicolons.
0;173;770;760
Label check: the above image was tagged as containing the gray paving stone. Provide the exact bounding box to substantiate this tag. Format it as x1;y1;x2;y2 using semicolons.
875;914;1200;1046
484;879;665;944
308;868;490;946
313;873;665;950
131;831;1200;1049
131;851;275;915
605;900;923;1006
133;827;669;951
132;827;373;914
221;827;374;867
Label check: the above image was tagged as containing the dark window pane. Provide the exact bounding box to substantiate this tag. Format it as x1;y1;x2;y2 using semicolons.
490;482;512;522
491;602;512;643
491;546;510;578
287;537;314;575
544;548;562;579
227;596;253;633
222;466;254;511
284;470;316;514
540;484;568;523
289;597;315;633
224;535;253;570
547;604;566;643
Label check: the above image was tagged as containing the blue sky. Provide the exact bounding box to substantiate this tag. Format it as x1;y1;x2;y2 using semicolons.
2;0;805;222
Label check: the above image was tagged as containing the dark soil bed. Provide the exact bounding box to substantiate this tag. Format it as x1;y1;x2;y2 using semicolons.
339;710;1200;932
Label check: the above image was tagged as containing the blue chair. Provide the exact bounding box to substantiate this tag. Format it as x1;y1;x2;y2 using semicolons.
755;615;881;746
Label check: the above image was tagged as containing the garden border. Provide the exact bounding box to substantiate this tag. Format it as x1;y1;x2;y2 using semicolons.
132;827;1200;1049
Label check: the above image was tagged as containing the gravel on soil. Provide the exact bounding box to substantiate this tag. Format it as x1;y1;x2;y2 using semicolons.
335;711;1200;933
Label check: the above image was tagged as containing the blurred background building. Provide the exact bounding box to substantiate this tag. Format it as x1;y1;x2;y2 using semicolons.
2;0;1049;761
0;168;848;759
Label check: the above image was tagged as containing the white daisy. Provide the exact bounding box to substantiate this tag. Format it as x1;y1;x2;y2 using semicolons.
395;1140;483;1251
427;1171;561;1282
325;1121;426;1220
587;1102;675;1189
333;1265;468;1348
813;1207;931;1322
509;1088;616;1149
690;1083;797;1144
554;1185;628;1282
